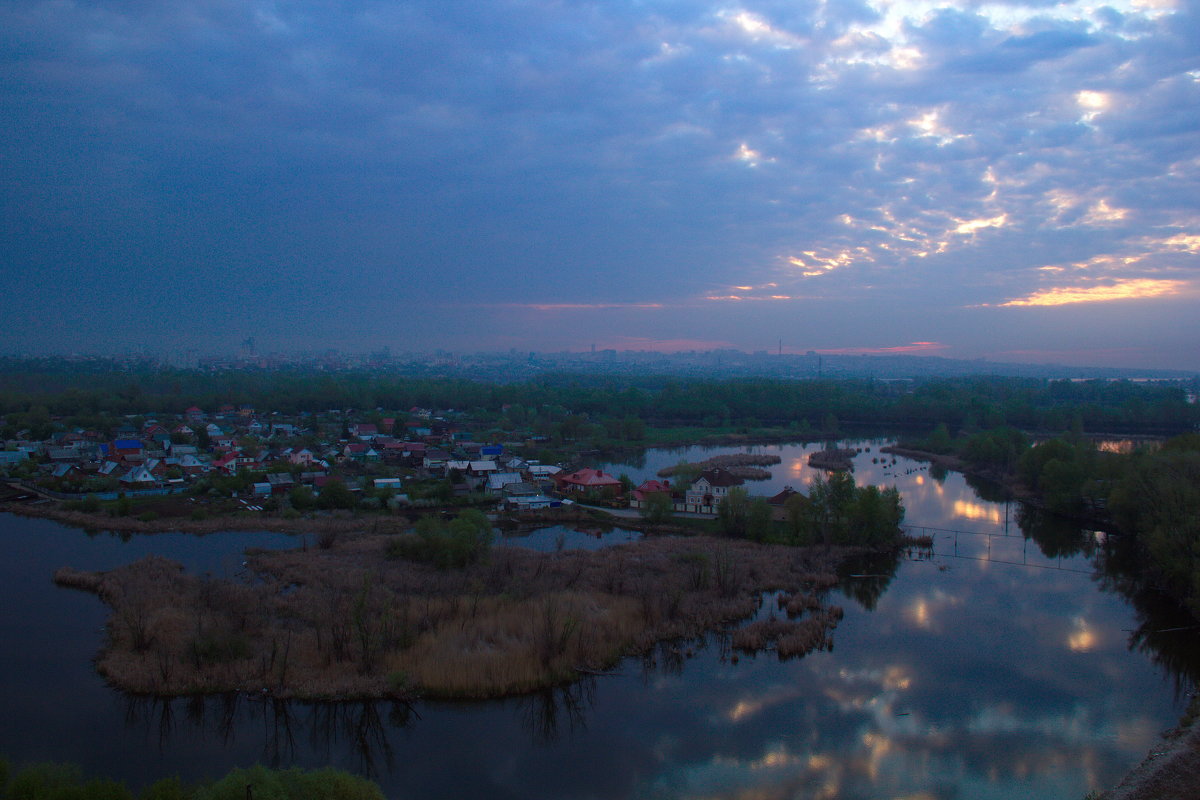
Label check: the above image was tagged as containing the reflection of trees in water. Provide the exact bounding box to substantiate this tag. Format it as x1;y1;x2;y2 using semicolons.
963;473;1012;504
1093;537;1200;698
929;463;948;483
837;550;901;611
600;449;647;471
1017;506;1094;559
519;678;596;745
121;693;412;777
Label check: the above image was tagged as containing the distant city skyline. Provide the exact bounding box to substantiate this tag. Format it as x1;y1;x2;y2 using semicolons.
2;0;1198;370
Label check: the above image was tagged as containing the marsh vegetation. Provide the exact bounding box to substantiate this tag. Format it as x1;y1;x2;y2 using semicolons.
57;524;861;700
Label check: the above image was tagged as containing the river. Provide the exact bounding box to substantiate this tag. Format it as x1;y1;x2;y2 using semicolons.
1;439;1195;798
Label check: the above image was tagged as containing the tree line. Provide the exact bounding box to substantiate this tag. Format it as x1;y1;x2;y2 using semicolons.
1;358;1195;438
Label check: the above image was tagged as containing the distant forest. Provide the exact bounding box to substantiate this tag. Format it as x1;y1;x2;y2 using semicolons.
1;357;1196;436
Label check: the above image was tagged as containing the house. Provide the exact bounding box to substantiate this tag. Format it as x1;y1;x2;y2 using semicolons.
111;439;145;459
0;451;30;466
212;450;242;474
630;479;672;510
50;463;79;480
184;406;205;422
468;460;499;476
176;454;207;475
350;423;379;439
342;443;379;462
486;471;525;493
46;446;83;463
423;448;451;473
373;477;403;491
766;487;803;520
684;468;744;514
119;465;156;486
504;494;562;511
288;448;317;467
555;468;622;497
266;473;296;494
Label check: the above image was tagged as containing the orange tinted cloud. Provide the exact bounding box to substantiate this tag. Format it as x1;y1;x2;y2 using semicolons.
999;279;1185;307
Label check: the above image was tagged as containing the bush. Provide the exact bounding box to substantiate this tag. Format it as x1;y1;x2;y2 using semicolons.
194;765;383;800
387;509;493;569
0;761;383;800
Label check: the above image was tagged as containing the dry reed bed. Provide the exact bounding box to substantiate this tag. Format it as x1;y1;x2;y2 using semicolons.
56;534;855;701
657;453;783;480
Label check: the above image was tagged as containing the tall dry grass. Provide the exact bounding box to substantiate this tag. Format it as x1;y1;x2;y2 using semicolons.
58;534;856;700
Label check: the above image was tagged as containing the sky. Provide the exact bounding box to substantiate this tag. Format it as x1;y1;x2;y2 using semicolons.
1;0;1198;369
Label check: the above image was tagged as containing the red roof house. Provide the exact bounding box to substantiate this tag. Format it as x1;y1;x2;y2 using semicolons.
555;468;623;496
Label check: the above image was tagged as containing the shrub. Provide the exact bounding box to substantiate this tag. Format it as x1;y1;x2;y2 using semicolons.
387;509;493;569
193;765;383;800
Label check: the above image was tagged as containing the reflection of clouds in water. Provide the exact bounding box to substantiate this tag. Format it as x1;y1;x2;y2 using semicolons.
648;654;1154;799
1067;616;1098;652
905;589;963;632
722;684;806;724
952;499;1004;525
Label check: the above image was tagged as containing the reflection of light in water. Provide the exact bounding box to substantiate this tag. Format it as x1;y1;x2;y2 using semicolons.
1098;440;1133;454
883;665;912;691
862;730;893;781
915;475;924;486
1068;617;1097;652
953;500;1003;524
728;698;764;722
750;746;801;769
910;598;931;629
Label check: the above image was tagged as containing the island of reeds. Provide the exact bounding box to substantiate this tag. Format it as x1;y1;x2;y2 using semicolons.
54;517;866;700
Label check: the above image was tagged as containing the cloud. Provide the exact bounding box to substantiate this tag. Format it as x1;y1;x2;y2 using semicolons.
998;279;1188;307
0;0;1197;366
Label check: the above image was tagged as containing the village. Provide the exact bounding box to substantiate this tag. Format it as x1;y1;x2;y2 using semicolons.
0;402;810;521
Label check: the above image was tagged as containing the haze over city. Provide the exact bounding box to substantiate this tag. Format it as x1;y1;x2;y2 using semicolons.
2;0;1198;369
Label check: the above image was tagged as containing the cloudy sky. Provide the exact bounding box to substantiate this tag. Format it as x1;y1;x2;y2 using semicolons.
2;0;1198;368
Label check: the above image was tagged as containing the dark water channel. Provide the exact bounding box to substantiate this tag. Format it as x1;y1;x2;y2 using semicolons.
2;440;1197;799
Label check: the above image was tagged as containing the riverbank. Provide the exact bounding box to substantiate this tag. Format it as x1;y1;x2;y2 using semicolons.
0;499;408;537
56;530;863;701
879;445;1039;502
1104;704;1200;800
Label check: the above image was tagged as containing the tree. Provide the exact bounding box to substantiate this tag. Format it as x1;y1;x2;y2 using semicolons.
717;486;751;538
289;485;316;511
317;478;357;510
784;492;813;543
640;490;673;524
747;497;773;542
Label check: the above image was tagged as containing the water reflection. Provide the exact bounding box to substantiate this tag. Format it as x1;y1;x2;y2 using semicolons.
5;435;1200;798
499;523;640;552
519;679;596;745
122;693;409;777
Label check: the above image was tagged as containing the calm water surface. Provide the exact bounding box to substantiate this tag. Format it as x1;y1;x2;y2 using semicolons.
1;440;1194;799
